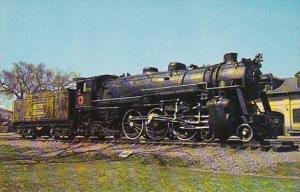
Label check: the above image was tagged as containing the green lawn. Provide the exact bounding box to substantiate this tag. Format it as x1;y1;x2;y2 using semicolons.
0;145;299;192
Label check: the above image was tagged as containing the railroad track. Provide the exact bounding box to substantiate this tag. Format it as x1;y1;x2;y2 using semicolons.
88;138;299;152
2;133;299;152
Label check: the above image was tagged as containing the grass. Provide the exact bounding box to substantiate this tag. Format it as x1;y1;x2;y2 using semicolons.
0;145;299;192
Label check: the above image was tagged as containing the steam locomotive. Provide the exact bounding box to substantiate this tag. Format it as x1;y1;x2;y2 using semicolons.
13;53;283;143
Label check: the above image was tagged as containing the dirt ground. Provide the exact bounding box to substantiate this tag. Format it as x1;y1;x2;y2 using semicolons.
1;133;300;178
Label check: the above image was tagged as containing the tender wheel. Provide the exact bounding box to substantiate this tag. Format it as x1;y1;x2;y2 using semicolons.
19;129;26;139
172;123;198;141
53;129;60;140
30;128;37;139
30;133;37;139
237;124;254;143
201;129;215;142
145;108;169;141
122;109;144;140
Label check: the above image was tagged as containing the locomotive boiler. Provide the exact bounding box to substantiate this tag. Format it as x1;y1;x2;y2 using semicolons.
73;53;283;142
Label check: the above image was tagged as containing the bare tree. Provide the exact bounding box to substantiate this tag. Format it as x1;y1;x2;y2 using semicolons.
0;62;79;99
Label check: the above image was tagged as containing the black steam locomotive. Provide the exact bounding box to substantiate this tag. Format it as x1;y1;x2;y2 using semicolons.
14;53;283;143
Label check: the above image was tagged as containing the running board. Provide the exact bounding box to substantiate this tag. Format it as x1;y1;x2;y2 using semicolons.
179;126;209;130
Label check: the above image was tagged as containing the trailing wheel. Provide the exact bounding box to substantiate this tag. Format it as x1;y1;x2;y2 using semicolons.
237;124;254;143
172;123;198;141
201;129;215;142
90;121;105;140
122;109;144;140
145;108;169;141
79;123;90;139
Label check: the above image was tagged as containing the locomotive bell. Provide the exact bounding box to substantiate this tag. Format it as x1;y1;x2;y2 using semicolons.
224;53;238;63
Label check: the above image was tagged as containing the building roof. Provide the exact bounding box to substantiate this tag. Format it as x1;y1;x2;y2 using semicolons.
267;77;300;95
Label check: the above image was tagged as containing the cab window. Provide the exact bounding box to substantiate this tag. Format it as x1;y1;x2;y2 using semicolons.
76;82;84;94
76;80;93;94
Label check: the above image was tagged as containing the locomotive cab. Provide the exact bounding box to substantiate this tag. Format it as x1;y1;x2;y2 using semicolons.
74;75;118;107
75;77;94;107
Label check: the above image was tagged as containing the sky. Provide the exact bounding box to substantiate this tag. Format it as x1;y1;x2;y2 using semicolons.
0;0;300;109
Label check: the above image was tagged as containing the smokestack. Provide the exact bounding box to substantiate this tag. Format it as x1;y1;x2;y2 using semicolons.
224;53;238;63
